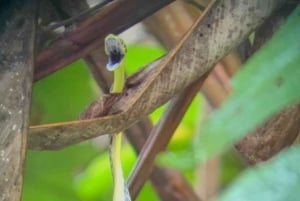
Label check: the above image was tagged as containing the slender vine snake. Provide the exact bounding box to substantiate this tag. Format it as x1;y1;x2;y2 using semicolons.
104;34;131;201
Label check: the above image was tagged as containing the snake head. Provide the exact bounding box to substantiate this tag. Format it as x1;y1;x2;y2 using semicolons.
104;34;126;71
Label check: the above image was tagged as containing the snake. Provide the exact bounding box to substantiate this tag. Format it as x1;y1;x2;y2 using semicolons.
104;34;131;201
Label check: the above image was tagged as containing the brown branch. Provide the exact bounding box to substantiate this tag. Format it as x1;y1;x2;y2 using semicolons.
34;0;174;81
150;167;202;201
128;74;208;200
49;0;114;93
44;0;110;31
28;0;284;150
125;110;202;201
128;3;208;200
0;1;36;200
201;63;231;108
220;52;242;77
144;0;196;49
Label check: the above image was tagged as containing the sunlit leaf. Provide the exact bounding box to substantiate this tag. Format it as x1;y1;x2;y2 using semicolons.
215;145;300;201
196;5;300;163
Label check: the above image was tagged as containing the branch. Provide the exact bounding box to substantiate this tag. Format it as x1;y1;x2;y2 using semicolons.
28;0;284;150
44;0;110;31
128;74;208;200
34;0;174;81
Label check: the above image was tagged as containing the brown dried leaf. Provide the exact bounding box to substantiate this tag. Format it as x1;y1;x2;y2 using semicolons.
28;0;284;150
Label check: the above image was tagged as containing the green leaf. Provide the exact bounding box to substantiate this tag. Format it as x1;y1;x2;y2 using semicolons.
31;60;99;124
195;5;300;163
125;45;165;75
215;145;300;201
22;143;99;201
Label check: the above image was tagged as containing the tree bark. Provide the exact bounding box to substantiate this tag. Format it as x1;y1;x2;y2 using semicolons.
0;1;36;200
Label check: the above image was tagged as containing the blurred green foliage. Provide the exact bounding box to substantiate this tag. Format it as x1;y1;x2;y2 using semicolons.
24;6;300;200
125;45;165;75
23;144;99;201
216;145;300;201
74;144;161;201
30;60;100;124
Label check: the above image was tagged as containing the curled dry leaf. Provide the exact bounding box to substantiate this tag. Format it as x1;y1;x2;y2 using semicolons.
28;0;284;150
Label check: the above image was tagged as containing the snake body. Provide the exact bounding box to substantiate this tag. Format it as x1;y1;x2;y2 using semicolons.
105;34;131;201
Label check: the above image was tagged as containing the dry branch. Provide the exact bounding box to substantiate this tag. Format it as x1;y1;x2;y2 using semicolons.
0;1;36;200
128;74;209;200
34;0;174;81
28;0;284;150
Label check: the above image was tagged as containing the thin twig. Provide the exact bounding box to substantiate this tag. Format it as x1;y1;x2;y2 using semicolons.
44;0;112;31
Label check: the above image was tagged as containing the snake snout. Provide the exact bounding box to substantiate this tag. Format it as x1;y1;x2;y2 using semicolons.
104;35;126;71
